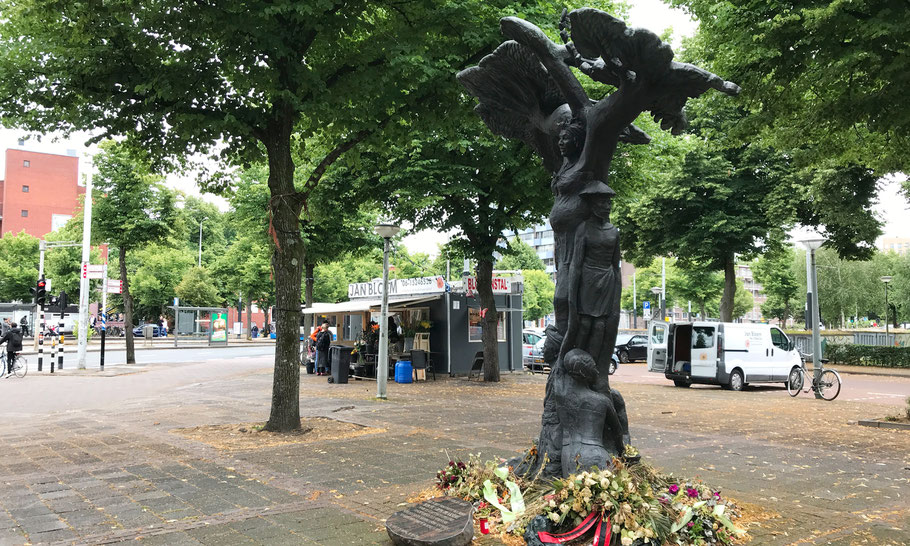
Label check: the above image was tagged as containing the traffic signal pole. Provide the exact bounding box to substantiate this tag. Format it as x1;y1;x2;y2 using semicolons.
77;158;94;370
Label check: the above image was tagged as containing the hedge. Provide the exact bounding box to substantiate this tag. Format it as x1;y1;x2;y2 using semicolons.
824;344;910;368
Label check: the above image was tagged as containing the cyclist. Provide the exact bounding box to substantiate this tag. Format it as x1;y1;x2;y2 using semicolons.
0;321;23;377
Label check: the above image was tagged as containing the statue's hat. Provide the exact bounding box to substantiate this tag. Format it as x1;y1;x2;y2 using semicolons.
579;180;615;197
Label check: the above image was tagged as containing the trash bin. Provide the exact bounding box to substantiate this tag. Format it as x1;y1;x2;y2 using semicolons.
330;345;350;384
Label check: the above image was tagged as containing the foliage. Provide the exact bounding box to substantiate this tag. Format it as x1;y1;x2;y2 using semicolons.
673;265;724;321
0;231;39;302
669;0;910;176
752;247;800;324
523;270;555;322
731;279;755;321
824;344;910;369
43;211;102;297
128;244;195;321
175;267;222;308
176;196;229;268
212;234;273;307
497;238;546;271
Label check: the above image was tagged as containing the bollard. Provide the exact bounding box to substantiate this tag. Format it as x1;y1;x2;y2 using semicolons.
58;318;64;370
38;310;45;372
100;312;106;371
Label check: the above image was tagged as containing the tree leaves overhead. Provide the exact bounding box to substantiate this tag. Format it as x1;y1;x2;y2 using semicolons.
668;0;910;175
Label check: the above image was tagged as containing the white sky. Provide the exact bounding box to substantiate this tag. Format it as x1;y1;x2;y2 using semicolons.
2;1;906;255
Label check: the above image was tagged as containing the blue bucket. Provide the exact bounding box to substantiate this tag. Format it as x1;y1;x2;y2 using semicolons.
395;361;413;383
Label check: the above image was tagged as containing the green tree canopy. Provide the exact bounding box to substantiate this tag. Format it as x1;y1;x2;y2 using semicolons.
128;244;195;322
175;267;222;308
0;231;39;302
752;247;800;324
669;0;910;176
522;270;555;322
497;238;546;271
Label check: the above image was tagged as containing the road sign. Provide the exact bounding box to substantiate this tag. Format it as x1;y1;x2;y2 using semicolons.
106;279;122;294
643;301;651;311
86;264;105;279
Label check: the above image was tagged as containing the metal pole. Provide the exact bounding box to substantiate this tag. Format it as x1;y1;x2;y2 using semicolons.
101;264;108;371
446;260;452;374
77;157;93;369
38;309;44;371
632;271;637;329
884;282;890;339
58;310;65;370
809;248;823;398
376;237;392;399
661;258;666;321
198;219;204;267
35;240;46;351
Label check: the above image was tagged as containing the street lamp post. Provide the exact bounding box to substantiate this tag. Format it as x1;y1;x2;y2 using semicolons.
374;222;400;400
197;217;207;267
880;276;893;341
801;237;825;399
650;287;663;322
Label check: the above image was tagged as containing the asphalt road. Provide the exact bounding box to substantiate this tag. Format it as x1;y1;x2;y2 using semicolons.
611;360;910;406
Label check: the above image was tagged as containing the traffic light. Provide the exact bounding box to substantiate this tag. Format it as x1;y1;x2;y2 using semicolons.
35;278;47;306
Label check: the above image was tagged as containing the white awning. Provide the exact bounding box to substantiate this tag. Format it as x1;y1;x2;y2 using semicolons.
301;295;441;315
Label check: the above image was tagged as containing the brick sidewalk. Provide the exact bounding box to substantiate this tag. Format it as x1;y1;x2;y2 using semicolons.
0;363;908;545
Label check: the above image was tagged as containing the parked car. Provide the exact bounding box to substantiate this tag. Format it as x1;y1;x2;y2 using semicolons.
524;334;619;375
132;324;165;337
521;328;544;368
614;333;648;363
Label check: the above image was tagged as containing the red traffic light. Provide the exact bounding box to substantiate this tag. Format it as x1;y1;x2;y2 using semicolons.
37;280;46;289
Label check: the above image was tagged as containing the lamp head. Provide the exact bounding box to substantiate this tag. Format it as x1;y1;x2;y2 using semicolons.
799;237;825;251
880;276;893;284
650;287;662;295
374;223;400;239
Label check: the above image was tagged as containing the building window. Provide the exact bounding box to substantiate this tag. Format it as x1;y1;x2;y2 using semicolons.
468;308;506;342
21;210;28;217
22;185;29;193
23;160;30;167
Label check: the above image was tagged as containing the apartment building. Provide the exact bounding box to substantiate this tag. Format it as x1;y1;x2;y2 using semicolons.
0;148;84;238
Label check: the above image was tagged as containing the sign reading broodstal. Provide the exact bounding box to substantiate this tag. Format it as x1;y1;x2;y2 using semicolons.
348;276;446;299
386;497;474;546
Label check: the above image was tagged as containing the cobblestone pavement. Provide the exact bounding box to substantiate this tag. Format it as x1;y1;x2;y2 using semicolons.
0;356;908;545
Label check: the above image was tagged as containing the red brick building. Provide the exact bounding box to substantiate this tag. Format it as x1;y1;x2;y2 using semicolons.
0;149;84;238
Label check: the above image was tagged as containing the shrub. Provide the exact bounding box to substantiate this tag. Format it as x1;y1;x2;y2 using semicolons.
824;344;910;368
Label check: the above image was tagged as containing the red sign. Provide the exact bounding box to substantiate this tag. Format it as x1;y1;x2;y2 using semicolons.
466;276;512;294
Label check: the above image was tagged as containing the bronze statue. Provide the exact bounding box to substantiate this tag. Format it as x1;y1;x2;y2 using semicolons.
458;7;740;477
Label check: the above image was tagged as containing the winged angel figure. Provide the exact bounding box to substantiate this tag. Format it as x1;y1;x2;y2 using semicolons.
458;8;740;478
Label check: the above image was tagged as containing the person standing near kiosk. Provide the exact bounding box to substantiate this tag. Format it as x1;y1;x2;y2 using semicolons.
315;321;332;376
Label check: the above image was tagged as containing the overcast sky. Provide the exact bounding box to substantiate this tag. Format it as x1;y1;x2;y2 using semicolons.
2;0;907;255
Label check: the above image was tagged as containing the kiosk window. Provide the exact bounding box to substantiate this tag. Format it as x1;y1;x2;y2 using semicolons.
468;308;506;342
342;314;363;341
692;326;715;348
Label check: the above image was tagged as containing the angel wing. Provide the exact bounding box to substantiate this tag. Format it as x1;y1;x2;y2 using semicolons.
458;40;652;172
568;8;740;135
457;40;567;172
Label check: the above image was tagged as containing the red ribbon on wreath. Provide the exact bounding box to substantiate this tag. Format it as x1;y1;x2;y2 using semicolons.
537;513;612;545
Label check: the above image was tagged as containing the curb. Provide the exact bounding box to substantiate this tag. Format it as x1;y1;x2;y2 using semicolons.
856;419;910;431
17;340;276;357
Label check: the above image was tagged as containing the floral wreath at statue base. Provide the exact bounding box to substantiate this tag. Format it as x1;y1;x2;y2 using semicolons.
434;445;748;545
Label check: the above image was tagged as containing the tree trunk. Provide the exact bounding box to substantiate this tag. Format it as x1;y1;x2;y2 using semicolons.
475;258;500;382
245;295;252;340
303;262;315;336
119;245;135;364
699;300;707;321
719;255;735;322
263;113;305;432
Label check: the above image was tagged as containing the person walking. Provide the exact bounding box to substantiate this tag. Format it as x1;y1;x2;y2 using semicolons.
19;316;29;337
315;321;333;376
0;322;24;378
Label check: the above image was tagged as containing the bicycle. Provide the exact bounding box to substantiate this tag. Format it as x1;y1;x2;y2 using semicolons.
787;355;841;401
1;352;28;378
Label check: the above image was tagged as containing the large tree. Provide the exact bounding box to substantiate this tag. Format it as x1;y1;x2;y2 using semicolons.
0;231;39;302
669;0;910;176
375;115;552;381
0;0;560;430
752;247;800;325
91;142;178;364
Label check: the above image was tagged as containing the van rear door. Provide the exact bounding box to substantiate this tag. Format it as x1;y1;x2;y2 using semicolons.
647;322;669;373
690;324;718;378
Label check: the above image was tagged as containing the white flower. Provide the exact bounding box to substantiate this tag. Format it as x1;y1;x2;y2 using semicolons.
548;511;560;522
621;537;633;546
548;499;556;508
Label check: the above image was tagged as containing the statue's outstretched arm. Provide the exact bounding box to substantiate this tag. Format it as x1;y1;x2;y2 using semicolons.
500;16;588;115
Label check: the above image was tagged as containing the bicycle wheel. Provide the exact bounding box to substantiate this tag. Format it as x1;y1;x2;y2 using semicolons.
817;369;841;401
13;356;27;378
787;367;803;397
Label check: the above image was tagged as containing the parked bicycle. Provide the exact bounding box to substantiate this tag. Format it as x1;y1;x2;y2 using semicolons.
787;355;841;401
1;352;28;378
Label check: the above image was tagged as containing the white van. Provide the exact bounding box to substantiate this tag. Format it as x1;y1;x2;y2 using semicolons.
646;321;802;391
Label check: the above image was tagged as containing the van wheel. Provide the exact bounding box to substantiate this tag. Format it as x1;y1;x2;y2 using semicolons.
619;350;630;363
728;369;745;391
673;379;691;388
